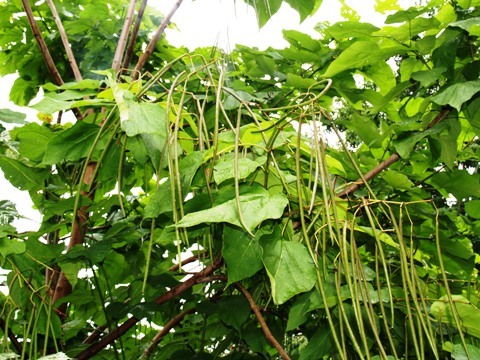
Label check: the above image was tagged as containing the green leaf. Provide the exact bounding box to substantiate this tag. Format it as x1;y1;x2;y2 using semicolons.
144;179;173;218
451;343;480;360
213;157;266;185
285;73;317;89
216;296;251;332
284;0;322;22
42;79;100;91
382;170;414;190
0;108;26;124
324;41;381;77
0;237;26;257
173;186;288;232
430;170;480;200
42;121;100;165
31;89;98;114
325;21;379;40
385;6;429;23
260;227;317;305
431;80;480;111
449;17;480;36
0;156;50;191
299;327;334;360
11;122;53;163
411;67;445;87
122;102;167;137
223;226;263;284
245;0;283;28
341;113;382;148
431;295;480;339
465;200;480;219
9;77;36;106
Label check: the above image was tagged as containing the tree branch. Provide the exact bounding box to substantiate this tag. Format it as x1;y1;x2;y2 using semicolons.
132;0;183;80
234;283;291;360
143;308;196;358
45;0;83;81
112;0;138;73
76;256;222;360
337;106;452;198
122;0;148;72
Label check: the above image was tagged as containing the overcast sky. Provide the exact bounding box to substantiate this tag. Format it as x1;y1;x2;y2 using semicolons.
0;0;414;231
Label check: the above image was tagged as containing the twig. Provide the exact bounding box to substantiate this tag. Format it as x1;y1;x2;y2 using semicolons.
132;0;184;79
122;0;148;72
112;0;138;73
143;308;196;358
234;283;292;360
337;106;452;198
76;257;222;360
45;0;82;81
168;252;209;272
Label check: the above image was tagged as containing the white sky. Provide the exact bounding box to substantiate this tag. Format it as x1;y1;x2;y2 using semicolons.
0;0;414;231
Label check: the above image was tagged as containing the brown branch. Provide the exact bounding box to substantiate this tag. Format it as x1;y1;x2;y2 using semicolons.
0;318;23;355
234;283;291;360
45;0;82;81
132;0;183;80
76;257;222;360
21;0;63;86
337;106;452;198
122;0;148;72
144;308;196;358
51;163;96;316
112;0;138;73
168;252;209;272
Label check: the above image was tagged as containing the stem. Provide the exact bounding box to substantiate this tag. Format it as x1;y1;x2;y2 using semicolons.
122;0;148;72
112;0;138;73
234;283;292;360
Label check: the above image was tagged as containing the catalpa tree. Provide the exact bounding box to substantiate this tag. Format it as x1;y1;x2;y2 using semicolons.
1;0;480;359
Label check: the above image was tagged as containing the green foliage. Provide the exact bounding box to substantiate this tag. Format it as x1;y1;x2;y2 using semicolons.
1;0;480;359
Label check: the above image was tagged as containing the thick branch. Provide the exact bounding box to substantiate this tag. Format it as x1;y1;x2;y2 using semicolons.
51;163;96;315
144;308;195;357
76;257;222;360
45;0;82;81
234;283;291;360
337;106;452;198
112;0;138;73
132;0;183;79
21;0;64;86
122;0;148;72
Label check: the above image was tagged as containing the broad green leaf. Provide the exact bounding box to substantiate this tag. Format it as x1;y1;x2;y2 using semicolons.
283;30;321;52
0;237;26;257
449;17;480;36
216;295;251;331
179;151;205;193
223;226;263;283
385;6;429;23
144;179;173;218
59;261;83;291
0;108;26;124
42;121;100;165
0;156;50;191
213;156;266;185
325;21;379;40
375;0;402;13
411;67;445;87
122;102;167;137
299;327;334;360
382;170;413;190
11;122;53;163
284;0;322;22
465;200;480;219
451;343;480;360
245;0;283;28
324;41;382;78
285;73;317;89
9;77;36;106
173;187;288;232
430;170;480;200
42;79;100;91
431;295;480;339
363;61;396;95
31;89;98;114
260;227;317;304
431;80;480;111
342;113;383;148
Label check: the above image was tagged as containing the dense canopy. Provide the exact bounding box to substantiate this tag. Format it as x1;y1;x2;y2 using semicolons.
1;0;480;359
